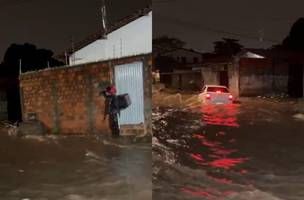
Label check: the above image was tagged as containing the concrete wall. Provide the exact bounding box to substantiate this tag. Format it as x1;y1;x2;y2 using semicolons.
201;68;219;86
239;58;288;96
201;64;227;86
70;12;152;65
0;91;7;120
19;54;152;135
199;57;296;97
171;70;202;90
200;63;241;96
228;63;239;97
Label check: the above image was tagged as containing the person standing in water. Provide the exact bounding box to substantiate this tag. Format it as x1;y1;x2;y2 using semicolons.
101;85;120;137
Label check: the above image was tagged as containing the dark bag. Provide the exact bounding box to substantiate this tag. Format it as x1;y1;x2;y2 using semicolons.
117;93;131;110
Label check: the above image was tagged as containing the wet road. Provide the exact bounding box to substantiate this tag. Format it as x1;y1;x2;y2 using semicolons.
153;98;304;200
0;133;151;200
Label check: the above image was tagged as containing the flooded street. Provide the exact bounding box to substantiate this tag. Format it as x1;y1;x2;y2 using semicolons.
0;133;151;200
153;98;304;200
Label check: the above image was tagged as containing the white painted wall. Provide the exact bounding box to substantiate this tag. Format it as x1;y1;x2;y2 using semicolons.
69;11;152;65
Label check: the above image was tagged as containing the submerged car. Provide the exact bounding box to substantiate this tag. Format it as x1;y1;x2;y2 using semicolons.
200;85;234;104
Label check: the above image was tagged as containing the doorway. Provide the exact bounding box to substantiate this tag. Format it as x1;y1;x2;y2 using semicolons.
288;64;303;98
6;87;22;122
219;71;229;87
114;61;145;125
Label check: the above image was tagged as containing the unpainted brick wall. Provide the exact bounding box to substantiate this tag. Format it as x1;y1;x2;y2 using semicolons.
19;54;152;135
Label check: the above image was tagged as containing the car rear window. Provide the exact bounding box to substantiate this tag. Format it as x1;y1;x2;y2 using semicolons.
207;87;229;93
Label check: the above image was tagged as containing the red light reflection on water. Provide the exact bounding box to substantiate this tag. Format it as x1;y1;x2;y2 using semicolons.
202;140;220;147
201;104;239;127
181;187;237;199
181;187;215;199
189;135;248;170
210;147;237;156
209;158;247;169
193;134;205;139
190;153;205;162
183;105;249;199
209;176;233;184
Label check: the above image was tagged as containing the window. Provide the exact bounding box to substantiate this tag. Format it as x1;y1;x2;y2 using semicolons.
193;57;198;63
207;87;229;93
181;57;187;63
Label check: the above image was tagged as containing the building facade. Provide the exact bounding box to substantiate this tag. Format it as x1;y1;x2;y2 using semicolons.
69;9;152;65
19;7;153;135
19;54;152;135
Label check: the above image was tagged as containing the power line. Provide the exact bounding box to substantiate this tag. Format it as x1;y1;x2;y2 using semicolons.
153;0;177;4
0;0;39;8
156;15;280;43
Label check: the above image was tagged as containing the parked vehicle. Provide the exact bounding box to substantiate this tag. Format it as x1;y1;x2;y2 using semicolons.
200;85;233;104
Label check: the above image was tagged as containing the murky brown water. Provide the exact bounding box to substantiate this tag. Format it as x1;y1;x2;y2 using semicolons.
153;98;304;200
0;133;151;200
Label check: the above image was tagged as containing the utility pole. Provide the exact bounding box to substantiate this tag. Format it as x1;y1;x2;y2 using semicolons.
70;36;75;65
19;59;22;75
258;29;264;42
64;51;68;65
101;0;108;39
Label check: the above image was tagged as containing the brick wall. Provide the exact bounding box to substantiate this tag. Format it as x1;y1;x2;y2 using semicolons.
19;54;152;135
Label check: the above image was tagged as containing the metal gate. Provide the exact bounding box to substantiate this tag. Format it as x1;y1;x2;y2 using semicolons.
114;61;144;125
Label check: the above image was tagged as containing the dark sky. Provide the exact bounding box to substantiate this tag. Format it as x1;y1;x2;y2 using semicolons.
0;0;150;61
153;0;304;53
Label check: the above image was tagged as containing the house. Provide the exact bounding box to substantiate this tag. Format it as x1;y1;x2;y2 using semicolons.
67;7;152;65
232;49;304;98
155;47;204;90
195;49;304;98
19;7;152;136
157;45;304;98
161;48;204;66
198;53;233;88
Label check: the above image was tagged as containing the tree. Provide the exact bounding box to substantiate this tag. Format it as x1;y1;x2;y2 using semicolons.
154;55;177;72
153;35;186;55
0;43;64;76
281;17;304;51
213;38;243;56
152;35;186;73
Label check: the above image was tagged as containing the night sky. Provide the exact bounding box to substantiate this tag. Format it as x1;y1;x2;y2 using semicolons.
153;0;304;53
0;0;150;61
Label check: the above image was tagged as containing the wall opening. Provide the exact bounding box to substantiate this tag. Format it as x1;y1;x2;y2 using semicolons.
0;91;8;120
219;71;229;87
288;64;303;98
6;87;22;122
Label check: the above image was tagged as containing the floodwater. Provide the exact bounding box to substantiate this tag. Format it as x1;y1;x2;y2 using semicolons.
0;133;151;200
153;98;304;200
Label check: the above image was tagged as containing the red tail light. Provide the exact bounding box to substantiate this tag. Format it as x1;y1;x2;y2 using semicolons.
229;94;233;100
206;93;211;99
216;90;221;94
